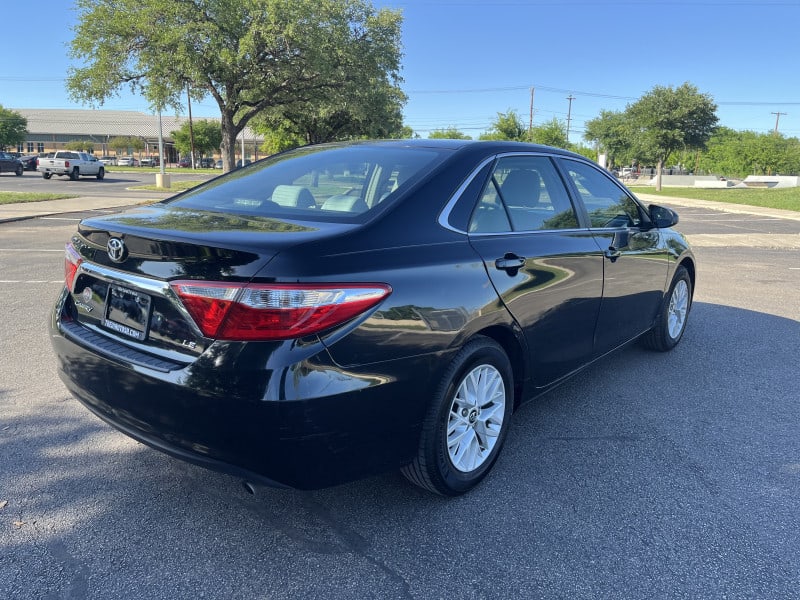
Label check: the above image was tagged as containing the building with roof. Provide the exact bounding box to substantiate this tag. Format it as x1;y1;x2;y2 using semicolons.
11;108;262;163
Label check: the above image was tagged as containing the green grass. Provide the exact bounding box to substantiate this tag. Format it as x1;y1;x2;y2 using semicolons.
0;192;77;205
631;186;800;212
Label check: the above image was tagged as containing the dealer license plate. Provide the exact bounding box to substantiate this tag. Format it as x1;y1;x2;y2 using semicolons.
103;284;152;341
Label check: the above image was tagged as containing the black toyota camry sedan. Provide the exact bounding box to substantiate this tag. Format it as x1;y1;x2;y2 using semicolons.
50;140;695;496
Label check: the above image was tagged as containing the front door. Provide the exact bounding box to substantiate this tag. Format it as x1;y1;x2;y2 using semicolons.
557;158;670;354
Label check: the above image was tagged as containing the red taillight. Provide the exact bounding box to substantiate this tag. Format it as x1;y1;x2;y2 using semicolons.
64;161;70;168
64;242;82;291
170;281;392;341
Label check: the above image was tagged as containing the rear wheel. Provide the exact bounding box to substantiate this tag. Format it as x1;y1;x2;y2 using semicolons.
96;167;105;180
402;336;513;496
69;168;80;181
15;164;23;176
42;172;52;180
642;265;692;352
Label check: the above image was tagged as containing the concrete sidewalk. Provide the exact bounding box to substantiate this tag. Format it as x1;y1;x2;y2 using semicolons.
0;193;172;224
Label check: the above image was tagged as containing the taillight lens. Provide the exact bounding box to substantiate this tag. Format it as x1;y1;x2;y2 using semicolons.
170;281;391;341
64;242;82;291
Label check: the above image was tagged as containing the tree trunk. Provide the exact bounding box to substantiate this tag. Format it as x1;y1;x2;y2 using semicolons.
219;111;241;173
655;158;664;191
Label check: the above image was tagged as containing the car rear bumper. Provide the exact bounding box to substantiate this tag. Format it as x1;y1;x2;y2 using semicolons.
50;292;442;489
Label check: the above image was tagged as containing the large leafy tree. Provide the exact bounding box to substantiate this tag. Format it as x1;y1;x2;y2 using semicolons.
255;67;406;145
583;109;634;167
68;0;404;171
171;119;222;160
626;83;718;190
0;106;27;151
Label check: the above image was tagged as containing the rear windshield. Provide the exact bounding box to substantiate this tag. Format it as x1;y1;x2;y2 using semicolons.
168;144;448;222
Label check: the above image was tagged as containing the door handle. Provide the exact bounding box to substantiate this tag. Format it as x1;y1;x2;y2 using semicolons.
495;254;525;272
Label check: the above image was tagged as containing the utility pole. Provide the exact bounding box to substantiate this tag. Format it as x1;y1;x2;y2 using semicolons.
528;87;535;137
566;94;575;142
771;111;787;134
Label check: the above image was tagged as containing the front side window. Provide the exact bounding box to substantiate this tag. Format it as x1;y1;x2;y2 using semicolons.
469;155;579;233
561;159;643;228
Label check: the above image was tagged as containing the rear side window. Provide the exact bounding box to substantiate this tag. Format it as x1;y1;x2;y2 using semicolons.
169;145;447;222
469;156;579;233
560;159;643;228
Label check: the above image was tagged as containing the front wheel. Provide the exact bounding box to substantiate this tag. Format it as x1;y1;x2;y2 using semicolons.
15;165;23;176
96;167;105;180
642;265;692;352
401;336;513;496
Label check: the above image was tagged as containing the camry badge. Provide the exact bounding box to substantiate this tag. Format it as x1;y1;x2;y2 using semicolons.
107;237;127;263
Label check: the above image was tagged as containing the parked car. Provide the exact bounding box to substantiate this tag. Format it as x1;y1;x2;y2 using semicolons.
0;151;25;176
117;156;139;167
236;158;252;168
199;157;215;168
214;159;223;169
50;140;695;496
139;156;160;167
37;151;105;180
99;156;118;166
177;157;192;168
19;155;39;171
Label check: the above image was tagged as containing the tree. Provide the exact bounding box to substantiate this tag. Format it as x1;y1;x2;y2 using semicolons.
68;0;404;172
255;73;406;145
479;110;528;141
0;105;27;151
529;117;570;149
171;119;222;161
65;140;95;153
428;127;471;140
583;109;634;167
625;83;718;190
109;136;143;155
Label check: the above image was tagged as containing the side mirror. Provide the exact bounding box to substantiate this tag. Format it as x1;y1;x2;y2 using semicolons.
649;204;679;228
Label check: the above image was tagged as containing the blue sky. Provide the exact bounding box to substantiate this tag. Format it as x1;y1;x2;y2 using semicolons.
2;0;799;142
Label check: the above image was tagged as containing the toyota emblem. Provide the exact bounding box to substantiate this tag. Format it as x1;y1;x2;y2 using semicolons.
107;237;127;263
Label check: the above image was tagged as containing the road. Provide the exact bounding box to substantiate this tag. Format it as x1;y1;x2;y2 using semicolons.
0;199;798;599
0;168;210;197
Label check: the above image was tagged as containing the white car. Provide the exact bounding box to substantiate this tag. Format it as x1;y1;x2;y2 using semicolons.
117;156;139;167
99;156;117;166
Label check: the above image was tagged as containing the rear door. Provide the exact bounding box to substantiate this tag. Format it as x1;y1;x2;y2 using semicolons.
556;158;670;354
467;154;604;386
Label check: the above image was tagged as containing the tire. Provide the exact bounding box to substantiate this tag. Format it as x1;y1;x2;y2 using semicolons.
15;165;23;176
69;168;80;181
642;265;692;352
401;336;513;496
96;167;105;180
43;172;52;179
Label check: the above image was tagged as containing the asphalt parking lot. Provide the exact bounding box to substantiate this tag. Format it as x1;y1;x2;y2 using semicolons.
0;187;798;599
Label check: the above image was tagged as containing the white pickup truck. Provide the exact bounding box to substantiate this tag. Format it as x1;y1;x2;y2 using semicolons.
37;151;105;180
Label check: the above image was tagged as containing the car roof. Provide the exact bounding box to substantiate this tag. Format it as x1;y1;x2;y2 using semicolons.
317;138;586;160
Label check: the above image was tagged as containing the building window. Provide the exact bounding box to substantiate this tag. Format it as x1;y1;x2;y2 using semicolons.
37;143;45;153
27;142;34;153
